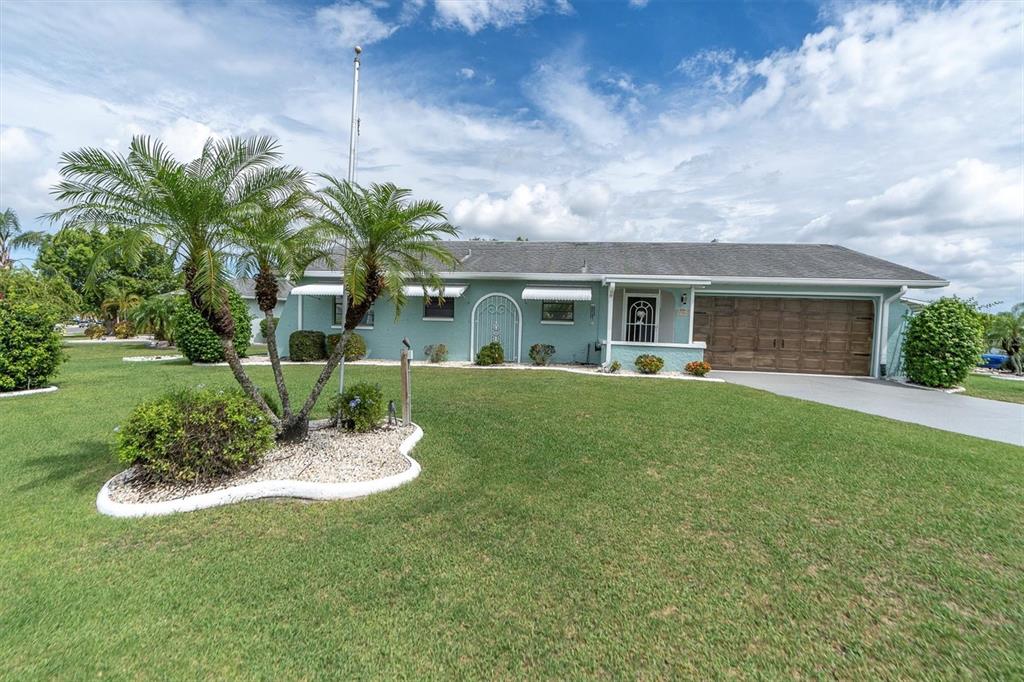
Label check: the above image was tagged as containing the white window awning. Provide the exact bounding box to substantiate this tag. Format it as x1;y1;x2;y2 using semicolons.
291;284;345;296
403;285;467;298
521;287;592;302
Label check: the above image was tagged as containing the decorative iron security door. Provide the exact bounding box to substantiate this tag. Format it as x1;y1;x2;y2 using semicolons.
472;293;521;362
625;295;658;343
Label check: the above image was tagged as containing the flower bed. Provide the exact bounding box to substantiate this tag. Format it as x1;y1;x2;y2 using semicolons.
97;423;422;517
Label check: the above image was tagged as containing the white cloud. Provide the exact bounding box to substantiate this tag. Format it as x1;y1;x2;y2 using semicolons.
433;0;571;34
0;127;41;161
628;0;649;8
458;67;476;79
453;183;602;239
316;1;398;46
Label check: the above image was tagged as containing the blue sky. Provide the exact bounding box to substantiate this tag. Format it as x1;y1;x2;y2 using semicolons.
1;0;1021;305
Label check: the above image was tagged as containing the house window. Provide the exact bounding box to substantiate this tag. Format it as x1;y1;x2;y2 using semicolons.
334;297;374;328
541;301;574;323
423;297;455;320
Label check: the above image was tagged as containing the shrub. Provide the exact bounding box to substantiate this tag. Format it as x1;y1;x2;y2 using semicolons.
259;316;277;341
84;323;106;339
475;341;504;365
634;354;664;374
326;331;367;361
115;387;275;483
0;300;66;391
529;343;556;366
424;343;448;363
903;297;985;388
327;381;385;432
172;290;251;363
607;360;621;373
685;360;712;377
290;330;327;361
113;320;135;339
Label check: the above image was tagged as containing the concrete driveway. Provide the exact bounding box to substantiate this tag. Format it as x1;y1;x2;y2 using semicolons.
716;371;1024;447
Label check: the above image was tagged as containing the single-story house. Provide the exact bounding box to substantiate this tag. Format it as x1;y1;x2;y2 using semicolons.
270;241;947;378
236;279;292;342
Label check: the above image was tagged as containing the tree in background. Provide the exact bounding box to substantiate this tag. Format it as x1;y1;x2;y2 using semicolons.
985;303;1024;375
100;283;142;325
0;268;70;391
129;293;178;342
0;208;47;270
34;226;177;317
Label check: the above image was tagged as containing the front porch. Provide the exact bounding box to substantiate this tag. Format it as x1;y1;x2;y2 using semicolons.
602;277;709;370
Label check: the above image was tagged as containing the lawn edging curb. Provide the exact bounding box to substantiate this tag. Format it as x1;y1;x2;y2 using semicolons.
0;386;58;399
96;424;423;518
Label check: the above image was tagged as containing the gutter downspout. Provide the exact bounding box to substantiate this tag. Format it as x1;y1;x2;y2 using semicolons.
604;282;615;366
878;286;907;378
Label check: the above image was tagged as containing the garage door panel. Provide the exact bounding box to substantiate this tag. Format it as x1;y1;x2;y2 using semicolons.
695;295;874;376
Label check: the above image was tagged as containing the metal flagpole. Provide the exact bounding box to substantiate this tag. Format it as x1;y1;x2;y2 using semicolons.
339;45;361;395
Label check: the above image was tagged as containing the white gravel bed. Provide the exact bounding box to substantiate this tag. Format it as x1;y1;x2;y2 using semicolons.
106;424;415;505
122;355;184;362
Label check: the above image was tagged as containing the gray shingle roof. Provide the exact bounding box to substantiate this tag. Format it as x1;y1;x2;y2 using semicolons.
324;241;945;283
233;278;292;300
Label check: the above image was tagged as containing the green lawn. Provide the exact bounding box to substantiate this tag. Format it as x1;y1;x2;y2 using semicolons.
963;373;1024;404
2;344;1021;678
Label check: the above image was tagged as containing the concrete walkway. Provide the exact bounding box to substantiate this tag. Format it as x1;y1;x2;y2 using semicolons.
716;371;1024;447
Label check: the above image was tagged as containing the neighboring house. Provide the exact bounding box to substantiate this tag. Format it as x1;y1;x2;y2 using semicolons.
272;241;947;378
235;278;292;342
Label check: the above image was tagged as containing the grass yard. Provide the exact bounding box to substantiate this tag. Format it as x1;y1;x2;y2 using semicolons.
963;373;1024;404
2;344;1022;678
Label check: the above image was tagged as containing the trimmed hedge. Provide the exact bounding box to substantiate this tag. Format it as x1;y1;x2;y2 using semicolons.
172;290;251;363
116;387;275;483
84;323;105;339
685;360;711;377
903;297;985;388
475;341;504;365
0;300;65;392
634;354;664;374
326;332;367;361
290;330;326;361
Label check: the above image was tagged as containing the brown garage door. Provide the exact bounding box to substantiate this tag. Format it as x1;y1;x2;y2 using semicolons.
692;297;875;376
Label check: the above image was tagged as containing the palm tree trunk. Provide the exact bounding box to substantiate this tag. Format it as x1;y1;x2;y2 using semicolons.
220;338;281;428
262;311;291;416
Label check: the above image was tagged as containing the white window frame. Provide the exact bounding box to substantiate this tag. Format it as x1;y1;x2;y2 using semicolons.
422;296;455;322
332;297;375;329
539;300;575;325
621;291;661;343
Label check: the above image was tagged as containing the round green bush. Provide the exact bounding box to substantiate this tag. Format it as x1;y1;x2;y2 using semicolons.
84;323;106;339
173;290;251;363
475;341;504;365
326;331;367;361
0;300;66;392
903;297;985;388
634;354;664;374
113;320;135;339
529;343;556;366
290;330;327;361
116;387;275;483
328;381;386;432
607;360;621;373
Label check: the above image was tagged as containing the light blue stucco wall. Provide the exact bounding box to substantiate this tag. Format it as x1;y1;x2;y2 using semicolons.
609;343;704;370
276;279;607;364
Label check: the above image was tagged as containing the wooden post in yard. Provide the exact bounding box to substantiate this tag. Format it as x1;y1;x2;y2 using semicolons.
400;348;411;426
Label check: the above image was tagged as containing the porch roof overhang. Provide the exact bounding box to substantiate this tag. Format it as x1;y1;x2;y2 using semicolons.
402;285;468;298
521;287;592;301
290;284;345;296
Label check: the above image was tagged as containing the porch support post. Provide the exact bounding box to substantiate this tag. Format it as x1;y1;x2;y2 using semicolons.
298;295;303;330
604;282;615;365
687;285;695;344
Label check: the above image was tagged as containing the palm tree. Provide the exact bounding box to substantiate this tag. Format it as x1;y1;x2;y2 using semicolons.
987;303;1024;375
100;283;142;324
0;208;47;269
47;136;305;427
230;186;319;420
130;292;179;342
280;178;459;440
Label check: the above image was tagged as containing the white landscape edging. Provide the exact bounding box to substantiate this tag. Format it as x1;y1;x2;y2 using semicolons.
96;424;424;518
0;386;58;399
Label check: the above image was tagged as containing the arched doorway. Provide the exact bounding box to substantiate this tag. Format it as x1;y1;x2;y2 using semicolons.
471;293;522;362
